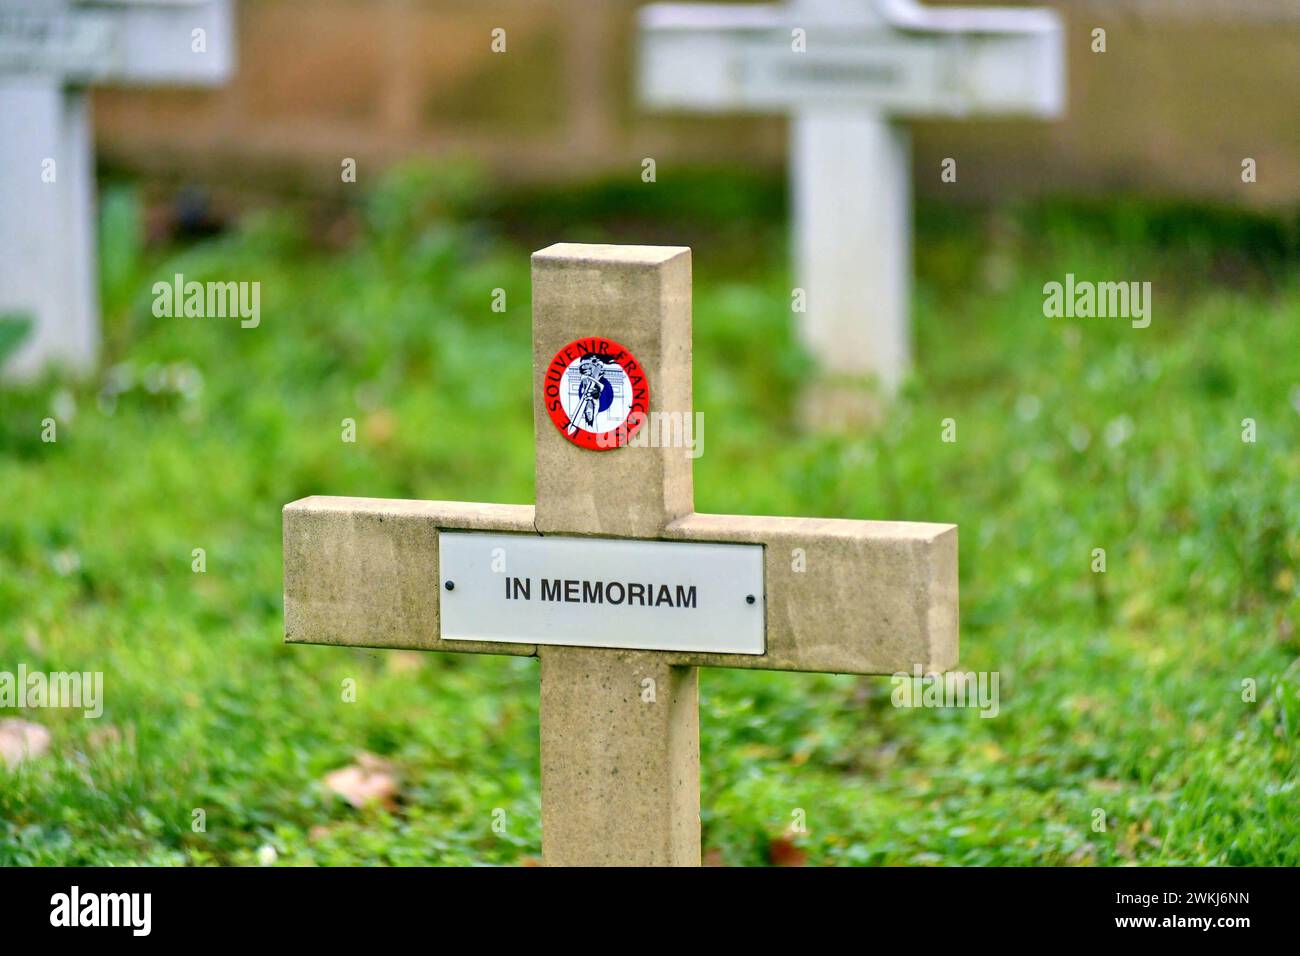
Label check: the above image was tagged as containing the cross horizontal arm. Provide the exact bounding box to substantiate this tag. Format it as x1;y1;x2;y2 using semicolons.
660;512;956;674
283;496;538;657
639;1;1064;118
0;2;234;85
641;1;1060;37
284;496;957;675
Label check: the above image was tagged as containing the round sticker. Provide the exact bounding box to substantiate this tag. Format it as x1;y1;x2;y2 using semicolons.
543;337;649;451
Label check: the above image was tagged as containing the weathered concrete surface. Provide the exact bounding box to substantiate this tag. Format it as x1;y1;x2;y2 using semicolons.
539;647;700;866
283;496;538;656
662;512;957;674
283;496;957;674
532;244;701;866
531;243;693;538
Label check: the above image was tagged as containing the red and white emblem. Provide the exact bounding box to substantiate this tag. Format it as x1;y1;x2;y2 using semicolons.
543;337;649;451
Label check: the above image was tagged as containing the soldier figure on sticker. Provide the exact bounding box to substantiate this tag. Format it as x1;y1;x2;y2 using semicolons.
567;354;614;436
545;336;645;451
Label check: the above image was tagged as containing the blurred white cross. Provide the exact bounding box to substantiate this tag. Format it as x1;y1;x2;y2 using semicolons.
0;0;234;381
639;0;1064;396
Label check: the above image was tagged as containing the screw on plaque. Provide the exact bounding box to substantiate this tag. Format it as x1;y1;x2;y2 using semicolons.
445;581;455;591
746;594;756;605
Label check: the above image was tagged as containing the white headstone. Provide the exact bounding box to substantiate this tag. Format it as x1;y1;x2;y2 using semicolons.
639;0;1064;393
0;0;234;382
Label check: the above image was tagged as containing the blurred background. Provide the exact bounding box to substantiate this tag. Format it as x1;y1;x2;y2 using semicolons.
1;0;1297;867
96;0;1299;205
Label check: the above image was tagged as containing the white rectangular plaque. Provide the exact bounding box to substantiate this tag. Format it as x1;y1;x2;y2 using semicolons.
438;532;765;655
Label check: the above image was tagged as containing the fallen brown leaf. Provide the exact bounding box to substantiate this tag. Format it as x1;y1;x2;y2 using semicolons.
323;751;399;809
768;832;807;867
0;719;51;769
385;651;425;674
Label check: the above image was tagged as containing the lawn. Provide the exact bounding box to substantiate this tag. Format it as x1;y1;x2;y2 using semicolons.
1;166;1297;865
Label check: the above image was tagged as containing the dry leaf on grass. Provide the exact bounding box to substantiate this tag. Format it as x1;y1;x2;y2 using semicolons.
768;831;808;867
323;752;399;809
0;719;51;769
384;651;425;674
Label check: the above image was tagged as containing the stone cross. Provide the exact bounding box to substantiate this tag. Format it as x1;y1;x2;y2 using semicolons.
0;0;234;381
638;0;1064;396
283;244;959;866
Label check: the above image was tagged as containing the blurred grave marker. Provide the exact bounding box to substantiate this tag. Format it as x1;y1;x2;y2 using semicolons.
283;243;959;865
639;0;1064;408
0;0;234;381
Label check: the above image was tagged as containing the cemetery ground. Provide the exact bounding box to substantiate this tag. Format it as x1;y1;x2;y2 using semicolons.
1;166;1297;867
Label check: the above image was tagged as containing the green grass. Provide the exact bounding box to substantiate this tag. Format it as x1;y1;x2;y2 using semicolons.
1;166;1297;866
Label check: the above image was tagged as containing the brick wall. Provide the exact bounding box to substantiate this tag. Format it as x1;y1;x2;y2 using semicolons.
92;0;1300;207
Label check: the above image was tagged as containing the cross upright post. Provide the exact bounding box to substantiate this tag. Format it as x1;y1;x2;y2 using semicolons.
532;245;701;865
283;243;959;866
